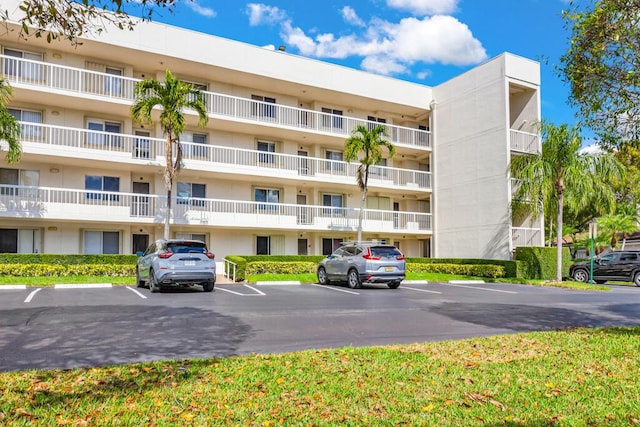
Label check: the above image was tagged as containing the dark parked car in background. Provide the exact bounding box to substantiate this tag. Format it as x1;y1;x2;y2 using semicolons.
570;250;640;286
317;241;405;289
136;239;216;292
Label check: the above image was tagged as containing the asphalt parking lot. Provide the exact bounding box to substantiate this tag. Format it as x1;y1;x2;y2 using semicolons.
1;281;639;372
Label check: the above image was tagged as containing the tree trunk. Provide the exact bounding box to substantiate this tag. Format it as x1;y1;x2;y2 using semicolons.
164;187;172;240
556;192;563;282
357;188;366;242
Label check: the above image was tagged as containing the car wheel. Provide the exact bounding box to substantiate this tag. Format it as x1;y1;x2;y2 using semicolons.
634;271;640;287
149;269;160;293
317;267;329;285
347;269;361;289
202;280;214;292
135;268;145;288
387;281;401;289
572;268;589;283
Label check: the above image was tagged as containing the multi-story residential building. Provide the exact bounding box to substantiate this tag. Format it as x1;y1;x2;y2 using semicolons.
0;4;543;261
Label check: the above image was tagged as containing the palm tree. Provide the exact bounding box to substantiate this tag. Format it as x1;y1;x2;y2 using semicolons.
0;78;22;164
130;70;208;239
344;124;396;242
597;213;638;250
511;121;623;281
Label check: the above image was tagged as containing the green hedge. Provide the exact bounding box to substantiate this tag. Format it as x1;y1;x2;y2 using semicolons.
515;246;572;280
226;255;519;282
0;254;137;265
406;257;524;278
0;264;135;277
407;263;505;278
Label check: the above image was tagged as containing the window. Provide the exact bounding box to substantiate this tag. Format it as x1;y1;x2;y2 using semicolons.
256;235;284;255
85;175;120;201
367;115;387;131
86;120;122;148
257;141;276;163
0;228;40;253
322;108;343;129
105;67;123;96
134;130;151;159
8;108;43;140
322;238;343;255
325;150;344;172
322;193;343;215
84;231;119;254
181;131;208;158
255;188;280;210
251;95;276;118
177;182;206;206
0;168;39;196
3;48;43;80
620;253;638;262
366;196;391;210
175;233;207;244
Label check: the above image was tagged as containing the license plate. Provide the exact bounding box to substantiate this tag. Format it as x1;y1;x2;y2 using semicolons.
385;267;393;272
184;261;196;266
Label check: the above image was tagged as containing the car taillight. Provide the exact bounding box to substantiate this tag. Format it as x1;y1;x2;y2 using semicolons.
396;255;405;260
205;252;215;259
158;251;172;259
362;248;380;260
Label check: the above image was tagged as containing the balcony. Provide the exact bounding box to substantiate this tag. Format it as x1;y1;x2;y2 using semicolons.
0;185;433;233
1;54;431;150
16;122;432;191
510;130;540;154
512;227;542;247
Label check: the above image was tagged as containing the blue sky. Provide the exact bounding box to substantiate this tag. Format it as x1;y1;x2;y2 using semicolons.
136;0;577;133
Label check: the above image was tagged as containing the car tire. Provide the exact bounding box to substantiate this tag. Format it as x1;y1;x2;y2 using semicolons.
595;280;606;285
387;281;401;289
317;267;329;285
135;268;145;288
149;270;160;293
347;269;361;289
634;271;640;287
202;280;214;292
572;268;589;283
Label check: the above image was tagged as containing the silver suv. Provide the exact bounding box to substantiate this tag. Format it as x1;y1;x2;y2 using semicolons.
136;239;216;293
317;242;406;289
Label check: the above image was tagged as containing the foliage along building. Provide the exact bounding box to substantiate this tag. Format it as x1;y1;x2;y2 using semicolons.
0;1;543;260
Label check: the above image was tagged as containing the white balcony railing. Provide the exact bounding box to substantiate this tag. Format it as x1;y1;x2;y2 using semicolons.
512;227;542;247
16;122;432;191
510;130;540;154
1;54;431;149
0;185;433;233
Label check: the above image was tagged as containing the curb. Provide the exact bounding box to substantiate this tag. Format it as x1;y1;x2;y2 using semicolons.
54;283;113;289
255;281;301;285
402;280;429;284
0;284;27;290
448;280;486;284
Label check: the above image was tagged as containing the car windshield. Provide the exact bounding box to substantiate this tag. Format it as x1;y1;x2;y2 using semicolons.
167;242;207;254
370;246;402;257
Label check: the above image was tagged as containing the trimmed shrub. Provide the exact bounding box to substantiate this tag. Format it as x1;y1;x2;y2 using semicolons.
0;254;137;265
406;257;523;278
225;255;324;281
407;263;505;278
246;262;317;275
0;264;135;277
515;246;572;280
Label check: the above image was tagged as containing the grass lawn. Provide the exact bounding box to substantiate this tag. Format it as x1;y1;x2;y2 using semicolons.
1;327;639;425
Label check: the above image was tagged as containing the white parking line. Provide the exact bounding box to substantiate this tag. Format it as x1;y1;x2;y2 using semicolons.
24;288;41;303
0;285;27;290
125;286;147;299
244;285;266;295
401;286;442;294
216;287;248;295
256;281;300;285
309;284;360;295
439;283;518;294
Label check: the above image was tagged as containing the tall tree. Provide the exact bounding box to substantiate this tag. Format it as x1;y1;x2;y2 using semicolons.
0;77;22;164
511;121;623;281
2;0;178;44
597;213;638;250
561;0;640;150
130;70;208;240
344;124;396;242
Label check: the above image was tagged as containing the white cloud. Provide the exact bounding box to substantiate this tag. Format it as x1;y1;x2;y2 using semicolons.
341;6;365;27
246;3;287;26
386;0;459;16
185;0;216;18
280;14;487;75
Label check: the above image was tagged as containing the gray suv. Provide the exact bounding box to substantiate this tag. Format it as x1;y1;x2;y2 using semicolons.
317;242;406;289
136;239;216;292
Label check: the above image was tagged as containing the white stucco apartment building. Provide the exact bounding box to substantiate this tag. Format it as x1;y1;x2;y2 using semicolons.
0;3;543;260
